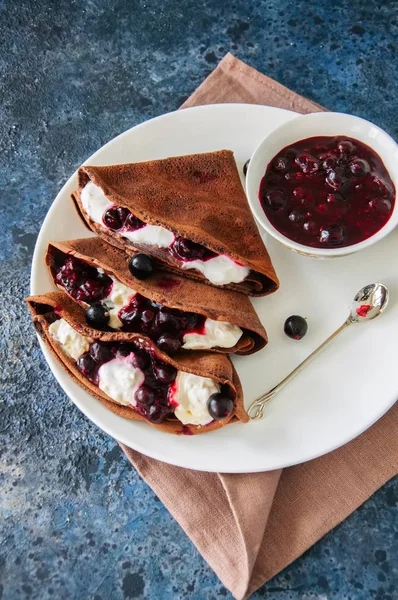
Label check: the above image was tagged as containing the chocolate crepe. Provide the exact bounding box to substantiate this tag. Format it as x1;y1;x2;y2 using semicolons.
73;150;279;296
26;292;248;435
46;238;268;355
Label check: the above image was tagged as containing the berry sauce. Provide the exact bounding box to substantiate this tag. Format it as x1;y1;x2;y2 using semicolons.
259;136;395;248
52;252;207;352
118;295;206;352
76;338;178;424
102;204;217;263
54;255;113;302
170;236;216;262
103;206;145;233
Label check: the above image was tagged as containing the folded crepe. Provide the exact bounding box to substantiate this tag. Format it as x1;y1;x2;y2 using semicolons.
26;292;248;435
72;150;279;296
46;238;267;355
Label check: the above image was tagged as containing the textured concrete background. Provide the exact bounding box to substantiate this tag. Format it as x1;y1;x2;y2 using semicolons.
1;1;397;598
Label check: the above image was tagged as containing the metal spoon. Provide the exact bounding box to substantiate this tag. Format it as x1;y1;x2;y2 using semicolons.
248;283;389;420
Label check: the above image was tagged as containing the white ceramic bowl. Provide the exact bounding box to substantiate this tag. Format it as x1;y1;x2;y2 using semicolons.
246;111;398;258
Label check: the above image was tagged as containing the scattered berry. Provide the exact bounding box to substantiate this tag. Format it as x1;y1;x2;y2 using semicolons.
284;315;308;340
128;253;154;280
207;393;234;420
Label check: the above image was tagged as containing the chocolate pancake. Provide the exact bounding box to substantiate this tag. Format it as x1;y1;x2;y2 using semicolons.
46;238;267;355
72;150;279;296
26;292;248;435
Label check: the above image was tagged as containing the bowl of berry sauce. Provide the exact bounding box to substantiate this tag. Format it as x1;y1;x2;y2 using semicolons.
246;112;398;258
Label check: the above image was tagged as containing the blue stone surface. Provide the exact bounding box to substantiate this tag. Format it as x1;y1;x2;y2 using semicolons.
1;0;397;598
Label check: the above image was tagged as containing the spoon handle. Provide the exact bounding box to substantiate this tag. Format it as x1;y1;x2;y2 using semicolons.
248;318;353;420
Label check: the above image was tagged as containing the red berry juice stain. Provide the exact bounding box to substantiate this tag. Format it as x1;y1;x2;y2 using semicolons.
356;304;372;317
156;277;182;291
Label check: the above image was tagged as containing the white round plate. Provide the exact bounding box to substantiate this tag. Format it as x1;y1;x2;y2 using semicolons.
31;104;398;473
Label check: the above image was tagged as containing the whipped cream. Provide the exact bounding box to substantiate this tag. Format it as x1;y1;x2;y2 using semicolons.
98;354;144;407
122;224;175;247
181;254;250;285
81;181;112;225
102;276;135;329
48;318;92;360
182;319;243;350
171;371;219;426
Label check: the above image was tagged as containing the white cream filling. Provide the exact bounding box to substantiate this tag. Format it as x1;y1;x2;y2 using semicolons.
101;276;136;329
171;371;219;426
122;224;175;247
81;181;112;224
98;354;144;407
182;319;243;350
48;318;92;360
180;254;250;285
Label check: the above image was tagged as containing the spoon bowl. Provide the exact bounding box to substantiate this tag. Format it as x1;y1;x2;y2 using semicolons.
350;283;389;323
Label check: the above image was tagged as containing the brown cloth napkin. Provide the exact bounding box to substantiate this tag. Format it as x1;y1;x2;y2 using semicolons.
120;54;398;599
